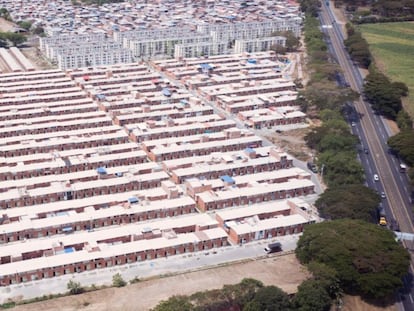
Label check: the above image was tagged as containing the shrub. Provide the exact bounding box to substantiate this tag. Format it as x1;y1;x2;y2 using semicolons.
112;273;126;287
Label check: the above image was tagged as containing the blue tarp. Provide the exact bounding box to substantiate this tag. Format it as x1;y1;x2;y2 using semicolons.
220;175;235;184
128;196;139;204
64;247;74;253
247;59;257;64
162;88;171;97
56;211;69;217
96;167;107;174
96;94;106;100
62;226;73;232
244;147;255;153
200;63;213;71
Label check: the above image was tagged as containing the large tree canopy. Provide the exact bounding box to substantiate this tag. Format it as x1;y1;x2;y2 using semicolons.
315;184;381;222
296;219;410;299
388;130;414;166
292;279;331;311
364;71;403;119
243;286;292;311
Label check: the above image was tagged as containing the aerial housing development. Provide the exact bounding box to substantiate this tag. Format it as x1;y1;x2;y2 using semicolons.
0;0;317;294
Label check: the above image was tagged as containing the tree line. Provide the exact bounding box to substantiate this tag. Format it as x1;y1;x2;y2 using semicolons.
152;277;333;311
336;0;414;23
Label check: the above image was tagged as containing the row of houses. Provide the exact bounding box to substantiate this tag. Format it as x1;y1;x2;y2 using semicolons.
151;51;306;129
0;196;312;285
0;52;317;286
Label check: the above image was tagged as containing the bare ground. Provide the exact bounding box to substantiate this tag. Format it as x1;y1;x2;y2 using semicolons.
265;127;313;162
341;295;397;311
0;17;15;32
8;252;397;311
11;254;309;311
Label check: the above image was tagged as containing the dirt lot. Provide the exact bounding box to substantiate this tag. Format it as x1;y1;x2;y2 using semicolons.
265;127;313;162
341;295;396;311
11;254;308;311
9;253;397;311
0;17;15;32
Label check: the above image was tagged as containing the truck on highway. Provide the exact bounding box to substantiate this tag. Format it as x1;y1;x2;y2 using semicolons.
378;205;387;227
264;242;282;254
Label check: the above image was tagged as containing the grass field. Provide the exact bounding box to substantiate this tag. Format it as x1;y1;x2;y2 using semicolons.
359;22;414;117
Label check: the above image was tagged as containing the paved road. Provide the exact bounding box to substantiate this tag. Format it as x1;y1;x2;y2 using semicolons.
0;234;302;302
148;62;324;195
321;3;414;310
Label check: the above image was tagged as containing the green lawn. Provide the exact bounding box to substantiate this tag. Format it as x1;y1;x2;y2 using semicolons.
359;22;414;117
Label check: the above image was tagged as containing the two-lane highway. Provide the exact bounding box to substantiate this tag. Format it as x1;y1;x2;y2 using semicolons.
320;2;414;309
320;2;412;231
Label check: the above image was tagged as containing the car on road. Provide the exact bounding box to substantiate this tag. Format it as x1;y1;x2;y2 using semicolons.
364;148;369;154
351;122;356;127
381;192;386;199
264;242;282;254
373;174;379;182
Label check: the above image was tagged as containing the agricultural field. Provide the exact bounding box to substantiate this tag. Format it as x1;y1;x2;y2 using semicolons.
360;22;414;117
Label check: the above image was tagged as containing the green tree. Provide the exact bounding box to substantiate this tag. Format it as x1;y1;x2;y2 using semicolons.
292;279;332;311
151;295;193;311
301;81;358;111
344;31;371;68
396;110;413;130
225;278;264;307
190;288;232;310
364;71;402;119
112;273;126;287
17;20;32;31
298;0;321;16
388;131;414;166
296;219;410;299
4;32;27;46
392;81;409;97
271;30;301;52
67;280;84;295
270;43;287;55
33;26;45;36
0;35;6;48
243;286;291;311
315;184;381;222
307;262;341;298
0;7;11;21
317;150;365;187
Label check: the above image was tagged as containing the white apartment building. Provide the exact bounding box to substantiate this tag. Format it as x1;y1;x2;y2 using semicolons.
57;48;133;70
40;34;133;70
174;40;228;59
234;36;287;54
198;19;301;43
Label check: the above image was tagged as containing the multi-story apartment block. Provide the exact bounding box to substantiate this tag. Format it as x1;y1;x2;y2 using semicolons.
234;36;287;54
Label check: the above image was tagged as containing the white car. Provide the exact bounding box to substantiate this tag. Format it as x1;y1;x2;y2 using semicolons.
373;174;379;182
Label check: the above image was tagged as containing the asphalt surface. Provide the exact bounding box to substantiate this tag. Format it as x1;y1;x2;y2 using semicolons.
320;3;414;310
